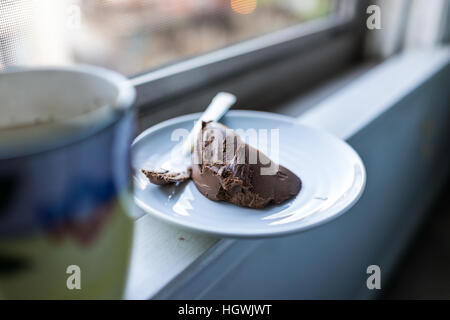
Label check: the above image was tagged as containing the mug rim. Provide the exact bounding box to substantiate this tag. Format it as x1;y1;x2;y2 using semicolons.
0;65;136;160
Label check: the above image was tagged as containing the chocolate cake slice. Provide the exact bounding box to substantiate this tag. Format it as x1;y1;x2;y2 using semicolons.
191;121;301;208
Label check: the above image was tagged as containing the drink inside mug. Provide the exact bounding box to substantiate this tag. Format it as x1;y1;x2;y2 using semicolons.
0;66;135;158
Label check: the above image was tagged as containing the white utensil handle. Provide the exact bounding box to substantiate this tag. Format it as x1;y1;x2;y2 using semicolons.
182;92;236;153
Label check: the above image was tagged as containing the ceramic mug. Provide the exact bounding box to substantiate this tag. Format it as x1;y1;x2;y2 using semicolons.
0;66;136;299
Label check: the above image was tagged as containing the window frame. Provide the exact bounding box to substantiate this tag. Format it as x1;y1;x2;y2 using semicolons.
130;0;368;122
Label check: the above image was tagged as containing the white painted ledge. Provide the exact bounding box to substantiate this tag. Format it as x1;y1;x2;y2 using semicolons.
124;47;450;300
298;47;450;139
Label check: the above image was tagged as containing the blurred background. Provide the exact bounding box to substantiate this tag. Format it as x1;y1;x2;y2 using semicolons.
0;0;333;74
1;0;449;299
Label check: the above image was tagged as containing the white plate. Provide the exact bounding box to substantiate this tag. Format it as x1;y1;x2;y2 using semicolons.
132;110;365;238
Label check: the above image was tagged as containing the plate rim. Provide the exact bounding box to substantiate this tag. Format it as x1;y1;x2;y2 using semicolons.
132;110;366;238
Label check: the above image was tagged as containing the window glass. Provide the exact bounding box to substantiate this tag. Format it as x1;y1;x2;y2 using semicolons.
0;0;335;75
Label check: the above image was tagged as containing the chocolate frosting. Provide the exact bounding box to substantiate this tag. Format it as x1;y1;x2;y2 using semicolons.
191;121;301;208
142;168;191;185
